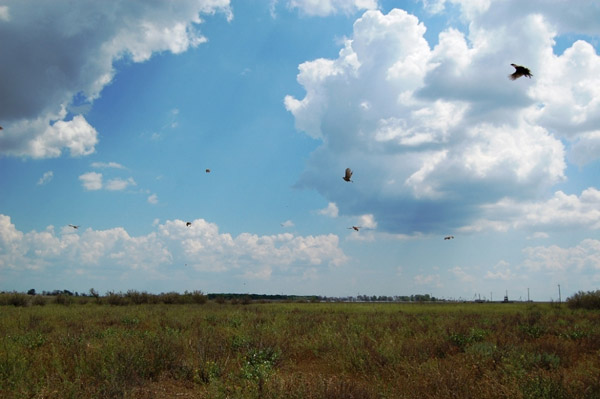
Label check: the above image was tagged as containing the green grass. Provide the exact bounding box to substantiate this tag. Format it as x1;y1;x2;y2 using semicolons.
1;301;599;398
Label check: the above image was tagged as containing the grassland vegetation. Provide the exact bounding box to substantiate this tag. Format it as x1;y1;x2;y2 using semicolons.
567;290;600;310
0;294;599;398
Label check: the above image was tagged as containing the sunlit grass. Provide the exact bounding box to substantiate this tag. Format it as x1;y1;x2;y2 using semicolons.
1;301;599;398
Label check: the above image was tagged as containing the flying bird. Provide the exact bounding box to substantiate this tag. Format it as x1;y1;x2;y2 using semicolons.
186;222;192;227
348;226;361;232
68;224;80;229
205;169;210;173
343;168;353;182
444;235;454;240
509;64;532;80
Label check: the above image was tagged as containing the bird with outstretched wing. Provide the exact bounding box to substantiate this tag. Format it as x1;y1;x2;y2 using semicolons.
509;64;532;80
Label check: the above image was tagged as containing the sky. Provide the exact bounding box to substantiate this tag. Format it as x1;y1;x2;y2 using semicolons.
1;0;600;301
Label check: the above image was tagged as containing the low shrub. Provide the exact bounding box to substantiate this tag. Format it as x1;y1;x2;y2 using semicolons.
0;292;30;306
566;290;600;310
31;295;47;306
54;294;74;306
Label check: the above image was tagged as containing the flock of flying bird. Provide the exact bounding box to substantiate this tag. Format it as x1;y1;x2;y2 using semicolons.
30;64;532;239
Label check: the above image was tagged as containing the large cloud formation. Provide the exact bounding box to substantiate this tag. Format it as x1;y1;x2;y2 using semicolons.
0;0;231;158
0;215;347;284
286;3;600;235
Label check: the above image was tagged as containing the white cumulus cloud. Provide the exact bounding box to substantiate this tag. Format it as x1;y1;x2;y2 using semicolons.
318;202;339;218
523;239;600;273
0;215;349;287
79;172;103;191
285;5;599;235
464;188;600;233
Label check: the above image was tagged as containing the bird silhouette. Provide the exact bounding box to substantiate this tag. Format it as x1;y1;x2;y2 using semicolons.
444;235;454;240
186;222;192;227
343;168;353;182
68;224;80;229
348;226;361;231
509;64;532;80
205;169;210;173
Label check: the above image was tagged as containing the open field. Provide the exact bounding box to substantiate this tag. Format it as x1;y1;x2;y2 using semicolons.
1;301;599;398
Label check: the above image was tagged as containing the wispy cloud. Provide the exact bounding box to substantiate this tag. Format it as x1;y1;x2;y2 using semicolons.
147;194;158;204
413;273;442;288
0;6;10;21
450;266;476;283
484;260;518;281
287;0;377;16
241;266;272;280
37;171;54;185
527;232;549;240
91;162;125;169
105;177;136;191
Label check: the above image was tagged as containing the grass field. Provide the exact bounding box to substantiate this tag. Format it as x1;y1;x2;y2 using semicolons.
1;300;599;398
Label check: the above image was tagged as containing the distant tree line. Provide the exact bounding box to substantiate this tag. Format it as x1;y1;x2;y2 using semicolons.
0;289;208;307
0;289;446;307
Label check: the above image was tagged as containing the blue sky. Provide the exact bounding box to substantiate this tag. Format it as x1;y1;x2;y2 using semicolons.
1;0;600;301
